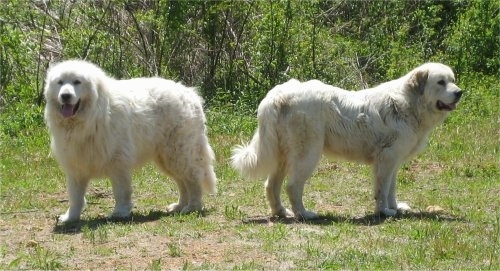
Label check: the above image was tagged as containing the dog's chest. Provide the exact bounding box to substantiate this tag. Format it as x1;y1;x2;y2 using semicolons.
53;130;117;176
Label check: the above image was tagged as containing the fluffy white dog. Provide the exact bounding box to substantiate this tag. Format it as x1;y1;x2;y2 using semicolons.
44;60;216;223
232;63;462;219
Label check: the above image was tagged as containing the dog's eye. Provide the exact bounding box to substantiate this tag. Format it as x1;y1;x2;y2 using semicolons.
437;80;446;86
57;80;63;85
73;80;81;85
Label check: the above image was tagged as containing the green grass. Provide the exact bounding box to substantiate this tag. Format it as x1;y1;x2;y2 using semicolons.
0;75;498;269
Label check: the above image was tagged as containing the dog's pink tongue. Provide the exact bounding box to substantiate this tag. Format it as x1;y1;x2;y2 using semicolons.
61;104;75;118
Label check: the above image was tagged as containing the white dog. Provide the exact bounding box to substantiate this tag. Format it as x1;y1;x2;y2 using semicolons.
44;60;216;223
232;63;462;219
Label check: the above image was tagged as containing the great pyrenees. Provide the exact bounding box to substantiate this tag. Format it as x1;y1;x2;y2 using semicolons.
44;60;216;223
232;63;462;219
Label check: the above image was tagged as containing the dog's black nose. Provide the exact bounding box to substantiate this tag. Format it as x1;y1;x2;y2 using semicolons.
454;90;463;99
60;93;72;102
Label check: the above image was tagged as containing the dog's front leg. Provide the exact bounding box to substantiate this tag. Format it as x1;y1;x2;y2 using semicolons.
373;161;399;217
388;173;411;213
110;171;134;219
59;176;89;223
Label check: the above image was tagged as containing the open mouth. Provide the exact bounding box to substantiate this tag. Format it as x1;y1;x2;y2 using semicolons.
60;100;81;118
436;100;457;111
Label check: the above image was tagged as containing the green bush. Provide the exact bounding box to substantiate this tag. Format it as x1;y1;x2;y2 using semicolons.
0;0;498;137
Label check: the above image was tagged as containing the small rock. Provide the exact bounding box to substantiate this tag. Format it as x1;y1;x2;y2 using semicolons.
426;205;444;213
26;240;39;248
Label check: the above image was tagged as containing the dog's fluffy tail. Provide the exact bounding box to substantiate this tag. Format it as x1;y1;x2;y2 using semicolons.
231;106;279;180
202;142;217;195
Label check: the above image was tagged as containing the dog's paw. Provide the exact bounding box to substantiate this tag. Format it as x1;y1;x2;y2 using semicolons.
110;204;133;219
272;207;294;218
57;214;80;223
167;202;202;214
57;211;80;223
167;202;183;213
397;202;411;213
295;210;319;220
57;214;72;223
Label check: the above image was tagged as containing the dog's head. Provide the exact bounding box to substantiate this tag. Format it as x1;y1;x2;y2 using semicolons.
406;63;462;113
44;60;104;120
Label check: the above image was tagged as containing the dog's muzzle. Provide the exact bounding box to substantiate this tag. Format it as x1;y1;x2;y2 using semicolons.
437;90;462;111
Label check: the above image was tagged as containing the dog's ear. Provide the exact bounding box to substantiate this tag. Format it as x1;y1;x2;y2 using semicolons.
406;69;428;95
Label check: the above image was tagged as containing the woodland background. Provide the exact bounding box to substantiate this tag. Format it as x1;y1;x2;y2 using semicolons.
0;0;499;134
0;1;499;269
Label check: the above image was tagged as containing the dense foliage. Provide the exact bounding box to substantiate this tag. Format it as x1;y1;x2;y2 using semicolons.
0;0;498;136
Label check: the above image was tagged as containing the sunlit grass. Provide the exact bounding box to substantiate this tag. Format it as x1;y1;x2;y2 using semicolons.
0;77;498;269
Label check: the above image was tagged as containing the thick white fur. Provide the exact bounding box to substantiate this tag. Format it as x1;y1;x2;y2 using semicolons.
44;60;216;222
232;63;462;219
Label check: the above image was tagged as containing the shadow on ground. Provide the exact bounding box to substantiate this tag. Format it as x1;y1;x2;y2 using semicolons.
52;209;212;234
53;209;467;234
242;210;467;226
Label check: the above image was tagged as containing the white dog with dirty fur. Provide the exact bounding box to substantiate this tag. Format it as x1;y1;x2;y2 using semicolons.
232;63;462;219
44;60;216;223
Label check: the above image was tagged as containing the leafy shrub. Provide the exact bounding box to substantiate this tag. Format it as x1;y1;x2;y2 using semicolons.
0;0;498;137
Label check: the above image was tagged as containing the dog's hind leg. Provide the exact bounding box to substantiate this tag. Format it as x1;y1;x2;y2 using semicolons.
166;177;190;213
285;145;322;220
156;152;205;214
155;149;206;214
154;160;191;214
178;172;203;214
266;164;291;217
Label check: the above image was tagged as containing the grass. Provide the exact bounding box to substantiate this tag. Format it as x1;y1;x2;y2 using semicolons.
0;75;499;269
